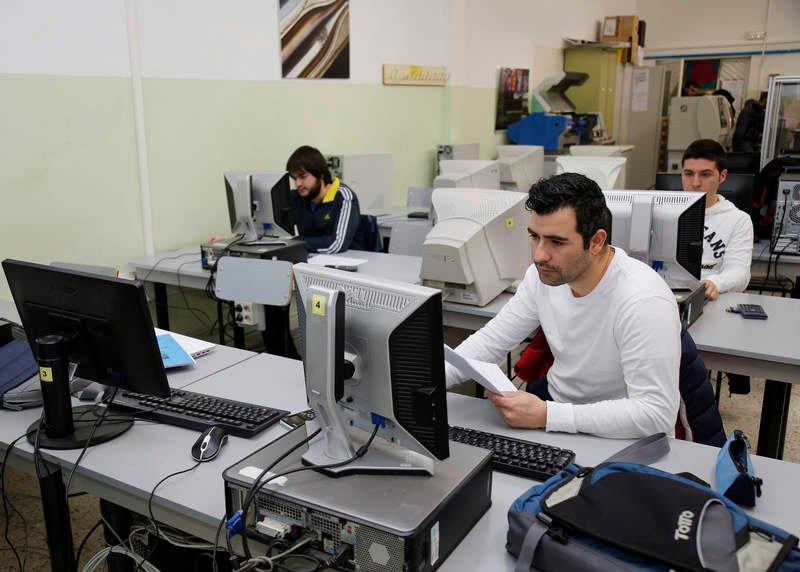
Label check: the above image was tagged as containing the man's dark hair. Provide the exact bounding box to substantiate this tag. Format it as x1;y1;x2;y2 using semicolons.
686;80;700;89
286;145;332;184
526;172;611;249
682;139;727;172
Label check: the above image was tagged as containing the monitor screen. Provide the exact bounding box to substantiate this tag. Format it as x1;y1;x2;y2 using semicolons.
420;188;531;306
250;172;295;236
555;156;627;189
433;160;501;189
225;171;294;242
496;145;544;192
293;263;449;476
2;259;171;448
603;190;705;285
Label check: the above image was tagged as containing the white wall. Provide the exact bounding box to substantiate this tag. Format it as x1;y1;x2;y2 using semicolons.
0;0;130;76
449;0;636;88
1;0;644;87
637;0;800;93
638;0;800;52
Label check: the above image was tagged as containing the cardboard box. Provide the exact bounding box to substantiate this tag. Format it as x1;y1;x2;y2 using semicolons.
602;15;639;62
602;15;638;43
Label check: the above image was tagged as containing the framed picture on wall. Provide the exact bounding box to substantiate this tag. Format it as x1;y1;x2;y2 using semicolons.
683;59;720;95
495;67;530;130
279;0;350;79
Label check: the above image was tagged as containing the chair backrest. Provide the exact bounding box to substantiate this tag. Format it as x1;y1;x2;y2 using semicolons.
352;214;383;252
387;220;431;257
51;261;119;278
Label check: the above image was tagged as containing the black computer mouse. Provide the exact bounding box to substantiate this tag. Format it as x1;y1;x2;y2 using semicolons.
191;426;229;462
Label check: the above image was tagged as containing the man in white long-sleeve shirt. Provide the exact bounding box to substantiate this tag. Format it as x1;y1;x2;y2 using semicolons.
681;139;754;301
446;173;681;438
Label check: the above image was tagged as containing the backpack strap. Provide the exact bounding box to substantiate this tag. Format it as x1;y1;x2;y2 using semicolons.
604;433;670;465
514;518;548;572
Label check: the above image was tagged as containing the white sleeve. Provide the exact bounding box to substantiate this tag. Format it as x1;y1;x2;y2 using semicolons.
446;268;541;389
546;296;681;438
706;214;753;294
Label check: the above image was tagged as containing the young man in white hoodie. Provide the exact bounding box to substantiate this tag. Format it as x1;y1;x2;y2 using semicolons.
681;139;754;301
682;139;755;394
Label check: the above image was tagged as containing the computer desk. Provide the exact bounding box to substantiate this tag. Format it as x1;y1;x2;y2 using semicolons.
129;248;425;332
436;288;800;460
690;293;800;459
751;240;800;297
0;327;264;571
130;249;800;459
3;352;800;570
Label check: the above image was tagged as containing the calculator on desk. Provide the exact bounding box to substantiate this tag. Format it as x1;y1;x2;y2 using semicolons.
729;304;768;320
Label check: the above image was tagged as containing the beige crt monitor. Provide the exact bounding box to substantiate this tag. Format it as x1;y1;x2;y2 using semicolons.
496;145;545;192
666;95;733;171
433;160;501;189
420;188;531;306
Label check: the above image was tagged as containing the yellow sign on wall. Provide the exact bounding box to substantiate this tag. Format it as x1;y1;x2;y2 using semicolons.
382;64;446;86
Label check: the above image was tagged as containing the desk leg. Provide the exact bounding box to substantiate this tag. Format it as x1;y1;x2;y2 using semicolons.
262;306;299;359
217;302;226;345
233;324;245;349
153;283;170;330
37;462;77;572
757;380;792;459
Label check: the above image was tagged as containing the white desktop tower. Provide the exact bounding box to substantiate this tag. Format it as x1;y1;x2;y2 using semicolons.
436;143;480;161
326;153;393;215
772;174;800;255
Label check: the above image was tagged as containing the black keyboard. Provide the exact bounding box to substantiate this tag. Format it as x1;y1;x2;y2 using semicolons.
449;426;575;481
111;388;287;438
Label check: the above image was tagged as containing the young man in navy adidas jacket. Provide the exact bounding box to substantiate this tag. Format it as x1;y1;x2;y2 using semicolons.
286;145;361;254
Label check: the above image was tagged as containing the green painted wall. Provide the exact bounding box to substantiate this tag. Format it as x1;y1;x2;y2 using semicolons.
0;73;500;298
0;73;143;294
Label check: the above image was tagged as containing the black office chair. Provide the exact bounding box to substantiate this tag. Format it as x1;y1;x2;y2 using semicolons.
654;172;755;215
352;214;384;252
725;152;761;175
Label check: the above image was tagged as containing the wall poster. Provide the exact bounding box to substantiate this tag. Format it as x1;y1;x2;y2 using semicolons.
279;0;350;79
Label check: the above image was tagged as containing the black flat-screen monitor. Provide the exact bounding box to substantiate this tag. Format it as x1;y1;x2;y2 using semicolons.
2;259;171;449
225;171;295;243
293;263;449;476
654;172;755;214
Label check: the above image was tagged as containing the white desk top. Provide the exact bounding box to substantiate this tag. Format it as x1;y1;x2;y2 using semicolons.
2;350;800;568
753;240;800;265
325;250;422;284
689;293;800;368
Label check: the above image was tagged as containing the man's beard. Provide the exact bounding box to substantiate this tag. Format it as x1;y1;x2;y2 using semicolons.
302;179;323;202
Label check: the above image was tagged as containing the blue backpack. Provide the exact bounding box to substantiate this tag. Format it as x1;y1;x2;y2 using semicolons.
507;435;800;571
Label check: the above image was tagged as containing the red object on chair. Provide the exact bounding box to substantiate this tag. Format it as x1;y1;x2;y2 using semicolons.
513;329;554;384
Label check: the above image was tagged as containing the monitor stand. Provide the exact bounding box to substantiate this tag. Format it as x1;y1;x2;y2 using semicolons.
27;335;134;450
26;404;133;450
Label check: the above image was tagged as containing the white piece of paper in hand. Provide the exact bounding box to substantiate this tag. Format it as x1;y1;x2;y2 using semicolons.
443;345;517;394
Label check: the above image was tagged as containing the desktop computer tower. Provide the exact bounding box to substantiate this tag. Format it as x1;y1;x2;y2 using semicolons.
325;152;394;215
223;427;492;572
200;238;308;270
772;174;800;255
